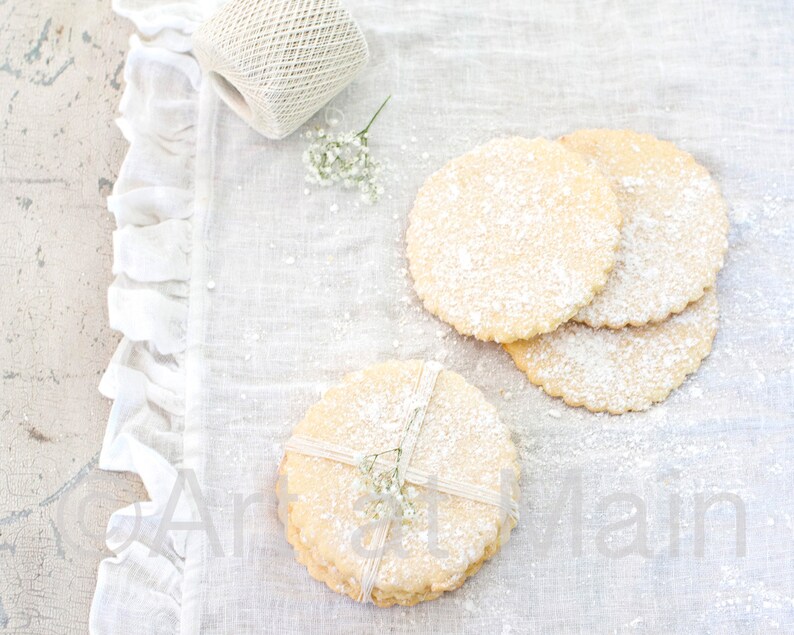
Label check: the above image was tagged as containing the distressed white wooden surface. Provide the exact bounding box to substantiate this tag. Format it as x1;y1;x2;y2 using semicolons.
0;3;143;632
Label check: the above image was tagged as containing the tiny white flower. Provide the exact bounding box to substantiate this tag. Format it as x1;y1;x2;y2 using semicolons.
302;96;390;204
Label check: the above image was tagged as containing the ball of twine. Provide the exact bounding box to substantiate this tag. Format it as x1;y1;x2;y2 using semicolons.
192;0;369;139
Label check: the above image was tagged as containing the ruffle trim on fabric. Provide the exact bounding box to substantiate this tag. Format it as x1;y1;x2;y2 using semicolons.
89;0;218;628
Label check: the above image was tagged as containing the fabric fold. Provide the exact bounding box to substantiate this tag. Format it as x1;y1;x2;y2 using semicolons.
113;220;192;282
108;278;189;355
108;187;194;227
90;8;204;633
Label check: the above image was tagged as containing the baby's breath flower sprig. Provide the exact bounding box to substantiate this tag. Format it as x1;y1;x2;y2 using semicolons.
303;96;391;204
357;448;417;522
356;399;425;522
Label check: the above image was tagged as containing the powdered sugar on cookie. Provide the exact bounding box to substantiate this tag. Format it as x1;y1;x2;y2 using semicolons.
504;289;719;414
560;129;729;328
278;360;519;606
406;137;622;343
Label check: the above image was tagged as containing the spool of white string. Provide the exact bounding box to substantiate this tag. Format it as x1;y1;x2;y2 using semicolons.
192;0;369;139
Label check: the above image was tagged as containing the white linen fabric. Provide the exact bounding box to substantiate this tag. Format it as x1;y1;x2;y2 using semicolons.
91;0;794;632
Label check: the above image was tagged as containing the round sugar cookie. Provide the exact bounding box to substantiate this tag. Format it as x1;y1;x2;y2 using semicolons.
504;289;719;414
406;137;622;343
277;360;520;607
559;129;729;328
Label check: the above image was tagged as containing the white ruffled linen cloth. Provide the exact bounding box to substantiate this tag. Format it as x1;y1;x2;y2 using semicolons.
91;0;794;632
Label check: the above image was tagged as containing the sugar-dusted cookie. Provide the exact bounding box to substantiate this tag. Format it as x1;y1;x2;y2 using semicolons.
278;360;519;607
406;137;622;343
504;289;719;414
559;129;729;328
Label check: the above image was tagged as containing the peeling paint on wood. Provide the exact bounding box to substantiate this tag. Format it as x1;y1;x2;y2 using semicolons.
0;1;147;631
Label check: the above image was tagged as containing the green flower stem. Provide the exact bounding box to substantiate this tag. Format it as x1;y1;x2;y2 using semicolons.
359;95;391;137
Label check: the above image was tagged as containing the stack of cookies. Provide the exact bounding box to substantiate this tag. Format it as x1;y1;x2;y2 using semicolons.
278;360;519;606
406;130;729;414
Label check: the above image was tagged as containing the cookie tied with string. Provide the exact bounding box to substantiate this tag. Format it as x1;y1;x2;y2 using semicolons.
277;360;520;607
